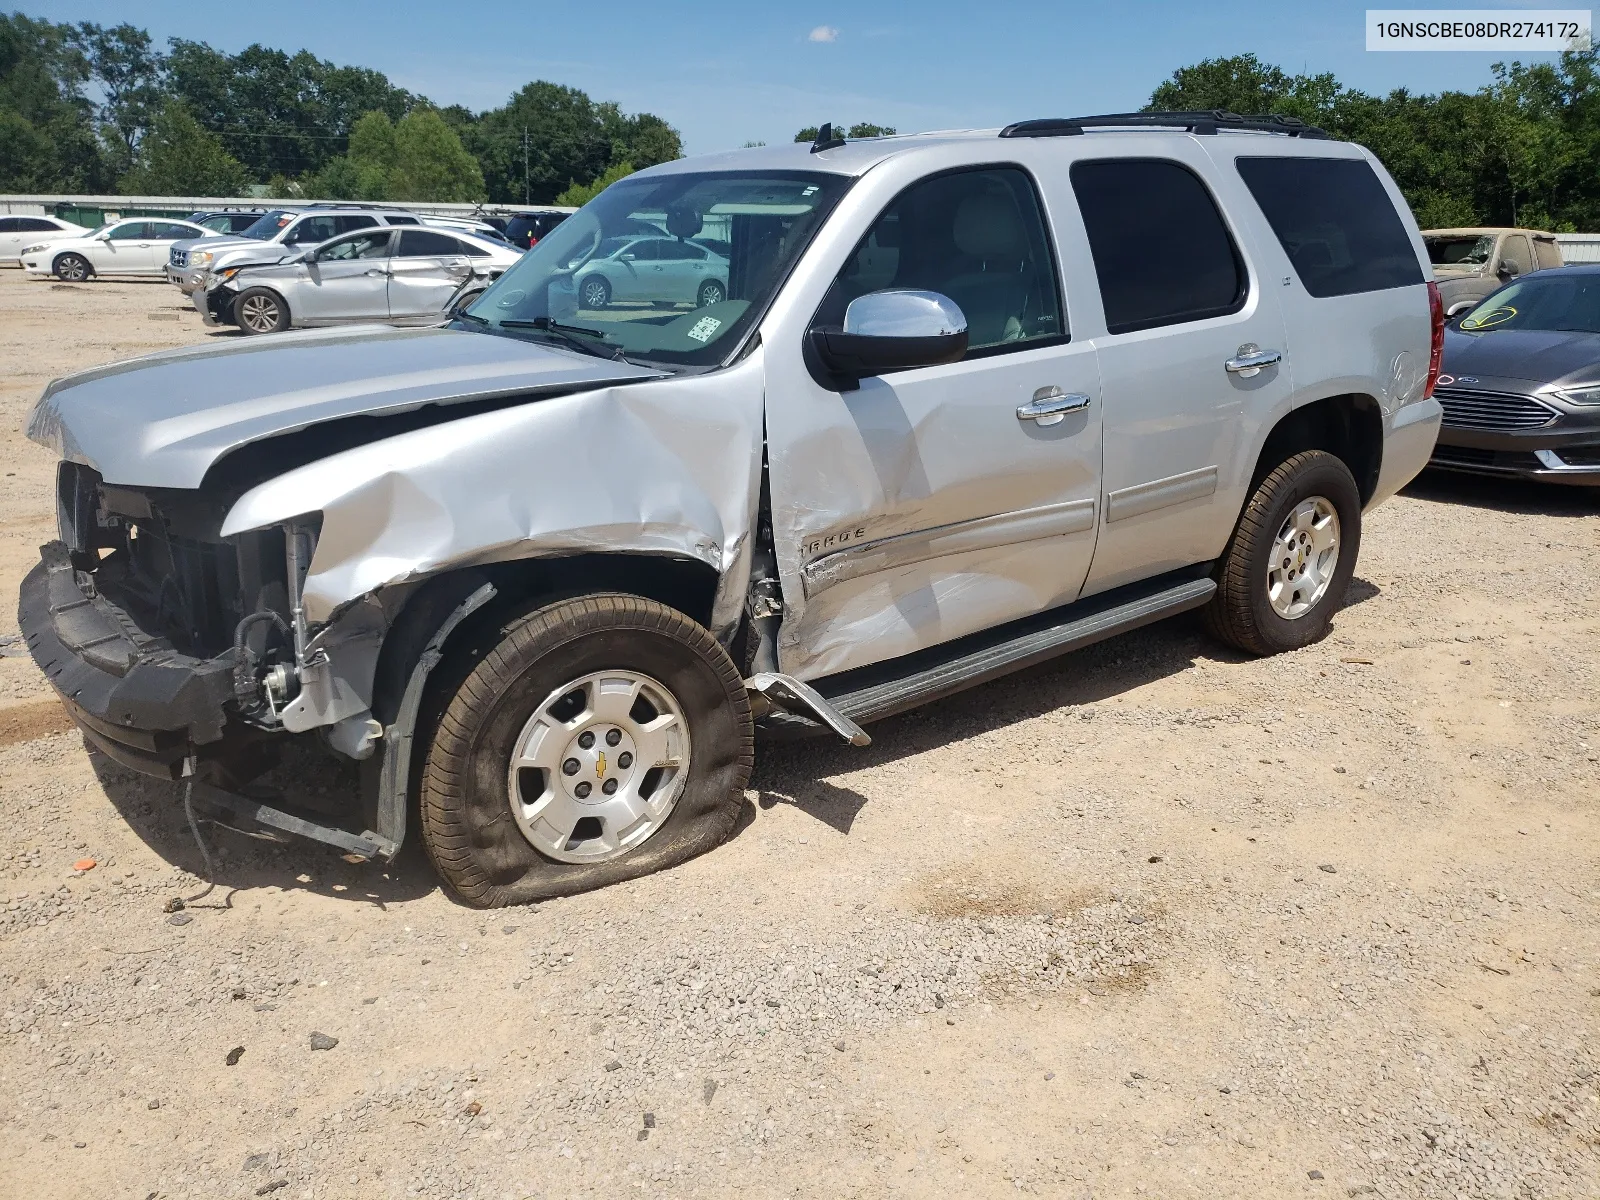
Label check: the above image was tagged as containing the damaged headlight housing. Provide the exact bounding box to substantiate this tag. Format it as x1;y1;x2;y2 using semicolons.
189;249;214;267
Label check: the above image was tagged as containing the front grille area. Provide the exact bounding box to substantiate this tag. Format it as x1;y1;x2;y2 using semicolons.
170;247;187;267
1430;444;1497;468
1435;387;1557;431
56;462;287;660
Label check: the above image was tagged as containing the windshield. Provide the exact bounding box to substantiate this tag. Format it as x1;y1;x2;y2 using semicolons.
1425;234;1495;268
1459;274;1600;334
239;210;297;240
464;170;849;366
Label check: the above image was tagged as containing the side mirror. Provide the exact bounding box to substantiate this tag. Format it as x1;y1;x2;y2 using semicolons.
1496;262;1515;279
809;290;969;385
617;251;636;261
94;232;111;242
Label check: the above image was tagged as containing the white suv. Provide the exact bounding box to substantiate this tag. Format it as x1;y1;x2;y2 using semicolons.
23;111;1444;907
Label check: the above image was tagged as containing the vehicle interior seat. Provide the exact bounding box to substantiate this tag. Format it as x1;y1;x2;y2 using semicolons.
936;191;1035;347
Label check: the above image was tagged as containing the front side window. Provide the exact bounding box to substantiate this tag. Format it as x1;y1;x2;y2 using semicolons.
199;215;232;232
815;166;1064;352
288;217;337;245
108;222;149;241
1236;156;1423;298
1500;234;1534;275
1072;158;1245;334
317;231;393;262
467;170;849;366
149;222;199;240
457;237;491;258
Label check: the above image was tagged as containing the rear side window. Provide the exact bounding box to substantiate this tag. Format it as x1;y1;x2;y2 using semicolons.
398;229;467;257
20;217;60;232
336;215;379;233
1070;159;1245;334
385;215;419;225
1236;157;1423;297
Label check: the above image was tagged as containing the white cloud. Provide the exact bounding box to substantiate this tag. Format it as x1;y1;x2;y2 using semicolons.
808;25;839;43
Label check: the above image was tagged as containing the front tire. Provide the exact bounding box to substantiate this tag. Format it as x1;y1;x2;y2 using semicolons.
234;287;289;334
53;254;90;282
418;594;754;908
580;275;611;310
1203;450;1361;656
696;278;726;307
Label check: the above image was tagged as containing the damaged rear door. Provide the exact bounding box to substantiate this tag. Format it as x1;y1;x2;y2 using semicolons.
765;163;1105;681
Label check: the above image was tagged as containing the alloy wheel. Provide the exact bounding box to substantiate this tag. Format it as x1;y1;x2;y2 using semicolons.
506;670;691;863
1266;496;1340;619
239;294;281;333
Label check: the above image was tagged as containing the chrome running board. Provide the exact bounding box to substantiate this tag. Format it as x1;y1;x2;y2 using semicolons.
763;568;1216;735
747;672;871;746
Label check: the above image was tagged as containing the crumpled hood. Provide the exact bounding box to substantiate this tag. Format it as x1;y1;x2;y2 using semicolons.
27;324;665;489
1442;326;1600;387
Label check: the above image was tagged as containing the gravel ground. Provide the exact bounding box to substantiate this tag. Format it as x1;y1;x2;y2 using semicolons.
0;268;1596;1199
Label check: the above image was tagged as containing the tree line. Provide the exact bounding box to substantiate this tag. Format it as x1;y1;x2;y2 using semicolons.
1147;51;1600;231
0;11;681;204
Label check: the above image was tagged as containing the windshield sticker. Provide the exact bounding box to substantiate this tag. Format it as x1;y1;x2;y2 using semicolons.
1461;305;1516;330
686;316;723;343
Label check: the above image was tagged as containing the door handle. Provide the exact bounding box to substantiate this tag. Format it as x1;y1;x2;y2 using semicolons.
364;268;390;277
1224;343;1282;377
1016;386;1092;426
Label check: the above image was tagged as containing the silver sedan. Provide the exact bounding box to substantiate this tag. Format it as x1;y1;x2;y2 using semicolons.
196;227;523;334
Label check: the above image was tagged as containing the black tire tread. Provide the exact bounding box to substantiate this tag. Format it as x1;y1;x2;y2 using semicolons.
418;593;753;908
1203;449;1356;657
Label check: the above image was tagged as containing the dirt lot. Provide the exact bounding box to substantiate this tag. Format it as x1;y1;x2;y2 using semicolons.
0;267;1596;1200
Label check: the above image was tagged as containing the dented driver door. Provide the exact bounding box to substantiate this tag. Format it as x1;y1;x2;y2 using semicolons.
763;162;1105;682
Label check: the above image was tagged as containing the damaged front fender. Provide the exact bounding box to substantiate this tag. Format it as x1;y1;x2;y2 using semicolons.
219;353;767;640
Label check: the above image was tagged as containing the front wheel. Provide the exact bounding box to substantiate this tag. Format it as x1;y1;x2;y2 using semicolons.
418;594;754;907
234;287;289;334
696;278;726;307
580;275;611;310
53;254;90;282
1203;450;1361;656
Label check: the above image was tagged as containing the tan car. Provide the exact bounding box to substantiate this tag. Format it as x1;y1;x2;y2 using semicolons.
1424;226;1563;316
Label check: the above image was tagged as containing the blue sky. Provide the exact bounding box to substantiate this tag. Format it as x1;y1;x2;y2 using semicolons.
28;0;1576;153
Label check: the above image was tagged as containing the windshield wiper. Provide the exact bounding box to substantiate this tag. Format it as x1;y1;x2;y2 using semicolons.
453;310;489;327
499;317;627;360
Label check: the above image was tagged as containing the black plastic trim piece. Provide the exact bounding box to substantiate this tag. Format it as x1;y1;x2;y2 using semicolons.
1000;111;1330;140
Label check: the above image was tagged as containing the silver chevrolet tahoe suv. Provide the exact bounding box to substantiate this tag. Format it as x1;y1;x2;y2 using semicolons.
22;111;1444;908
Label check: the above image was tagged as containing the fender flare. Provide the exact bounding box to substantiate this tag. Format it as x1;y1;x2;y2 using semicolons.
371;581;497;854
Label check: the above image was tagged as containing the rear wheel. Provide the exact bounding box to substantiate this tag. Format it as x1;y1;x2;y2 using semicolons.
580;275;611;310
1203;450;1361;656
53;254;90;282
418;594;754;908
696;278;726;307
234;288;289;334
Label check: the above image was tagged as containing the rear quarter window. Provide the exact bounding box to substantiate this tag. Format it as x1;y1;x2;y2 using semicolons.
1235;157;1423;297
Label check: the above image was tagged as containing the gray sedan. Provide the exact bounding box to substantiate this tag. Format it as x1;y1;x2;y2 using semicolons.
572;235;729;310
196;227;523;334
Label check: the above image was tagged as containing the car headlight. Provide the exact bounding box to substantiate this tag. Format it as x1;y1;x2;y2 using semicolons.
1552;384;1600;406
191;250;214;266
20;244;48;255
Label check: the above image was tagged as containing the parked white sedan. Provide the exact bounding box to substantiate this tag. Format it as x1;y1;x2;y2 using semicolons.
20;217;220;281
0;215;90;266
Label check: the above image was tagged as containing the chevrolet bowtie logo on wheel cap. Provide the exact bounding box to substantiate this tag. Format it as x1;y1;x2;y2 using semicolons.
595;751;606;780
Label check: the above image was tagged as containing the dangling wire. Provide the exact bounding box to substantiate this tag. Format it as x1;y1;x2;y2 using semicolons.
182;781;217;903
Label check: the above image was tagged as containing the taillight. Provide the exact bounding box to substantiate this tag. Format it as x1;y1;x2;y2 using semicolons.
1425;280;1445;399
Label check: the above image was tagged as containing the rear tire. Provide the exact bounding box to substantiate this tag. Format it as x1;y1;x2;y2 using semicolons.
418;594;754;908
53;254;90;282
234;287;289;334
1203;450;1361;656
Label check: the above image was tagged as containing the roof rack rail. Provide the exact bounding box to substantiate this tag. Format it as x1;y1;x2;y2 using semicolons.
999;111;1330;140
